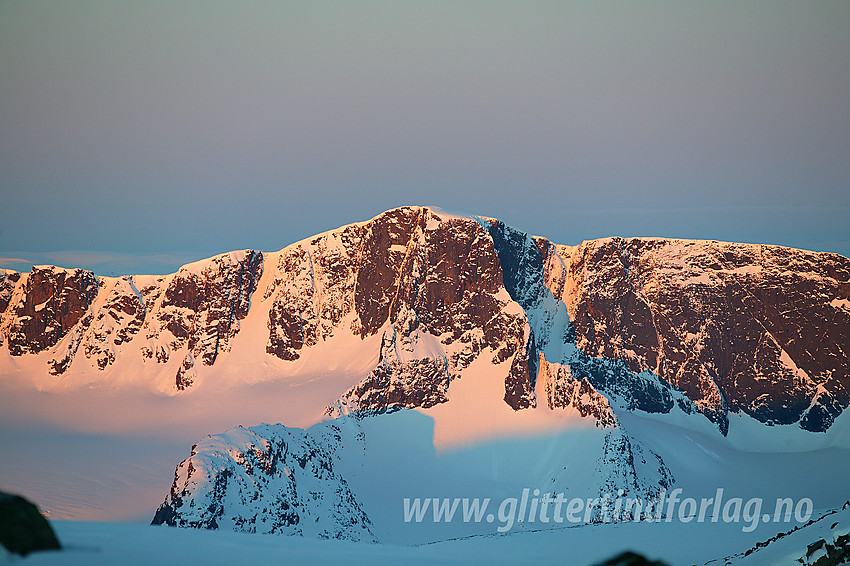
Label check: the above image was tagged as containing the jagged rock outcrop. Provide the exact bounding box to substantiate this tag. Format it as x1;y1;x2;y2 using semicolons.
138;250;264;388
263;226;361;361
715;502;850;565
151;423;375;541
1;266;99;359
267;207;531;414
538;353;618;427
482;218;545;409
0;250;263;387
594;430;674;515
153;412;673;542
1;207;847;435
482;220;696;424
802;534;850;566
81;276;147;370
0;269;20;315
326;355;450;417
473;219;849;434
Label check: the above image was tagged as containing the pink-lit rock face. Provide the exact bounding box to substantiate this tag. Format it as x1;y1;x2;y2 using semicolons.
1;207;847;434
0;269;21;314
2;266;100;357
0;251;264;388
548;237;850;433
81;276;147;370
264;207;531;412
142;250;265;389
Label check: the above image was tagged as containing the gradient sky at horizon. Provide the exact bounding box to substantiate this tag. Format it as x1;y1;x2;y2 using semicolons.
1;1;849;275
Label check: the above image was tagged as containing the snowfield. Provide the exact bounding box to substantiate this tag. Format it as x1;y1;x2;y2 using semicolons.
2;207;848;563
9;504;850;566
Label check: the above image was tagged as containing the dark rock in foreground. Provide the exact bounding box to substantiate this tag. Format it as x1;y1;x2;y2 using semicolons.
0;491;61;556
592;551;670;566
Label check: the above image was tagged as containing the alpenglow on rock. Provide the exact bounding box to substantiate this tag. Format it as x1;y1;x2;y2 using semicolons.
1;206;848;434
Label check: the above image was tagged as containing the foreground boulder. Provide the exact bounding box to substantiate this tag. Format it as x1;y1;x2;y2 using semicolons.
0;491;61;556
593;551;670;566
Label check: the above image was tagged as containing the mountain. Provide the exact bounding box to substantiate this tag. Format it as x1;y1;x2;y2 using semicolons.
150;422;375;542
150;413;676;543
2;206;847;433
1;206;849;544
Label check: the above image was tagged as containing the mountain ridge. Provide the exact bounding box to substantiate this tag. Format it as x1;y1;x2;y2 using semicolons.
1;206;848;437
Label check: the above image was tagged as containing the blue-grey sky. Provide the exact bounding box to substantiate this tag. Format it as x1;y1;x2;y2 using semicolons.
1;1;849;274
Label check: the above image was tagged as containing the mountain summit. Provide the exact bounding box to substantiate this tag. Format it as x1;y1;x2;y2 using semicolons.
2;206;847;435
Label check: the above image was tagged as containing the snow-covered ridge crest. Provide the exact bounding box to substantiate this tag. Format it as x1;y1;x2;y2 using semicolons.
1;206;848;437
0;250;264;391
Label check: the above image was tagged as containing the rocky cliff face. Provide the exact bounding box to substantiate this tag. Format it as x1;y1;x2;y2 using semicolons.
1;266;100;359
151;422;375;541
263;207;532;415
482;220;697;425
538;353;618;428
0;251;264;389
138;250;264;389
1;206;848;435
80;276;147;371
6;207;843;543
0;270;21;315
548;237;850;433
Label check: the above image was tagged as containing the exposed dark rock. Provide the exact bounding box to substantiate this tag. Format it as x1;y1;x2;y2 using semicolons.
265;223;364;360
269;207;530;414
0;491;61;556
152;423;375;541
154;250;264;368
504;334;536;410
326;357;450;417
1;207;847;431
82;276;146;370
538;353;618;427
717;503;850;565
5;266;99;356
483;219;546;410
554;238;850;433
0;270;20;315
592;551;670;566
175;353;196;391
484;218;545;311
354;206;426;337
593;430;674;521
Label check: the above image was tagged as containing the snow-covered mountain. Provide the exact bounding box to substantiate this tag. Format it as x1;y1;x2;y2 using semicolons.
151;412;678;543
151;422;375;541
2;206;847;433
1;205;849;546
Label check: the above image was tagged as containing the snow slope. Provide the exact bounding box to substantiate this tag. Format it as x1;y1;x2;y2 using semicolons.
9;504;850;566
0;206;848;561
